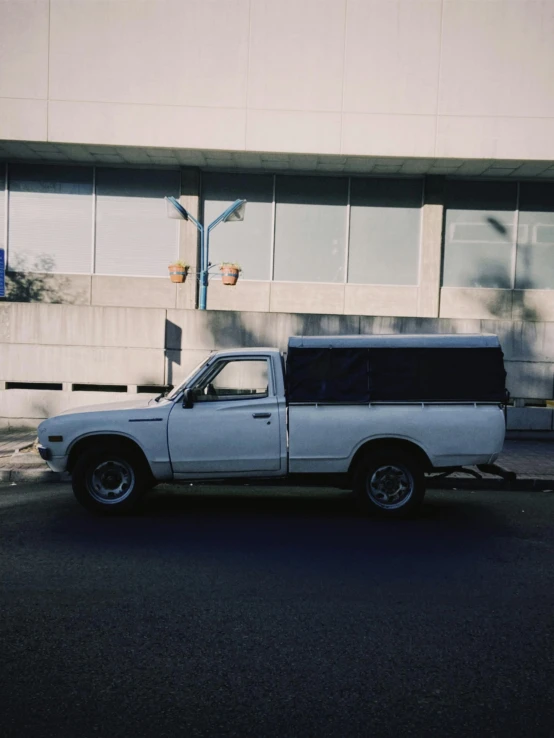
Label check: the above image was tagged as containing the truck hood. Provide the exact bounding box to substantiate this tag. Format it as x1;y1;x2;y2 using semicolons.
57;396;168;416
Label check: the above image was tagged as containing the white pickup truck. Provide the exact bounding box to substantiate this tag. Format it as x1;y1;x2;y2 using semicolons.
37;334;507;518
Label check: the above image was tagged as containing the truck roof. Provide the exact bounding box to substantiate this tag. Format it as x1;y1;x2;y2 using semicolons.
211;347;280;355
288;334;500;349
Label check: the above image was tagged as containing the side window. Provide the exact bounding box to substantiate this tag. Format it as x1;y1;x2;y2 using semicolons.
192;359;270;402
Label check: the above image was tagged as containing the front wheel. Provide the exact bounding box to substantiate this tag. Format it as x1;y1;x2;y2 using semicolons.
353;450;425;519
72;445;149;515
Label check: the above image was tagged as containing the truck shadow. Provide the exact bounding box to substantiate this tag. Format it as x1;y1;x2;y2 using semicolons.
142;486;497;526
47;487;514;564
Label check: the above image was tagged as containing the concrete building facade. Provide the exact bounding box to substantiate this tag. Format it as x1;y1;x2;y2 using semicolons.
1;0;554;426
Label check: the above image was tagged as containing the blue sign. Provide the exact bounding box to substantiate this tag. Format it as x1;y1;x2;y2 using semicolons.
0;249;4;298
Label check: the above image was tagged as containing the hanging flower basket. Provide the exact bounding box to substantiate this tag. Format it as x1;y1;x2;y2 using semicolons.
168;261;188;283
220;263;241;286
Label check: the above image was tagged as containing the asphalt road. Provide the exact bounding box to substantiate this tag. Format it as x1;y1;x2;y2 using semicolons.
1;482;554;738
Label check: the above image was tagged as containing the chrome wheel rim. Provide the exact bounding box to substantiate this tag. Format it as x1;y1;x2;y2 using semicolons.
87;459;135;505
367;464;414;509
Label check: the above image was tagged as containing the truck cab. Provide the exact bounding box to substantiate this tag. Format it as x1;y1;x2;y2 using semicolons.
167;348;287;477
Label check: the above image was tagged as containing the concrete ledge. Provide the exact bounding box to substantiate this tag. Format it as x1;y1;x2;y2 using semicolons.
201;280;271;313
507;406;553;431
270;282;345;315
4;302;554;423
4;303;167;349
91;275;177;309
440;287;513;320
0;344;165;384
513;290;554;323
345;285;418;317
4;272;91;305
505;362;554;400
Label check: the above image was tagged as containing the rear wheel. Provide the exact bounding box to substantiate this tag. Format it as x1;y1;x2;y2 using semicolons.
353;450;425;518
72;445;149;515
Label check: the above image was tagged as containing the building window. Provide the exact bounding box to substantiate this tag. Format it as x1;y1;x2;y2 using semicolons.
95;168;180;277
7;164;93;274
515;182;554;290
348;178;422;285
0;164;5;257
442;180;517;289
203;173;423;286
273;175;348;283
203;173;273;281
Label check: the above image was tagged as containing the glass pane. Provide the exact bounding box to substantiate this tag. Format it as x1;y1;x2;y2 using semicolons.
442;180;517;288
515;182;554;290
203;173;273;280
8;164;93;274
348;178;422;285
95;168;180;277
194;359;269;401
0;164;5;255
274;176;348;283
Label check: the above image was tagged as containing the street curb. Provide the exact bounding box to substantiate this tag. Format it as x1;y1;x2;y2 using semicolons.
428;477;554;491
1;467;554;492
0;469;68;484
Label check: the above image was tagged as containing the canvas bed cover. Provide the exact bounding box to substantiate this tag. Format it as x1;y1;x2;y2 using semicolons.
286;335;507;404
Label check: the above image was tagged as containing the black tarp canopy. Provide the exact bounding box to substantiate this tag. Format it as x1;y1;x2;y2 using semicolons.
286;335;507;404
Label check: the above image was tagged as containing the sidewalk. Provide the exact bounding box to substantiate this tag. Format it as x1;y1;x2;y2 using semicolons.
0;429;53;483
427;439;554;491
1;429;554;489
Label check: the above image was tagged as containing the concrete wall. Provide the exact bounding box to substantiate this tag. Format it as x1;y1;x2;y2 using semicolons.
10;272;554;329
6;271;422;316
2;302;554;431
2;0;554;162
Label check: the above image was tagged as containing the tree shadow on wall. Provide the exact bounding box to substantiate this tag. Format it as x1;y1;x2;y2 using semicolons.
168;252;545;404
2;255;81;303
468;217;539;323
477;261;542;404
479;262;539;323
166;307;365;388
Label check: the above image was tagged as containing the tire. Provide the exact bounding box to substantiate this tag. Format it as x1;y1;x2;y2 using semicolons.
353;449;425;519
71;444;149;515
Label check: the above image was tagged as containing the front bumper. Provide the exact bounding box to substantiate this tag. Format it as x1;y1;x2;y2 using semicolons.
37;445;51;461
38;447;67;473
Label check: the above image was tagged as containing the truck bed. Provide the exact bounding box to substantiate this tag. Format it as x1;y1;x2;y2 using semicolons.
288;402;505;473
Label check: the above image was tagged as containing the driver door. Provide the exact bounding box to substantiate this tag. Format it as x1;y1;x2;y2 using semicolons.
167;356;282;474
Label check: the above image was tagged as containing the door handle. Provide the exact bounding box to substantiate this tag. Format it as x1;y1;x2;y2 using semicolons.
252;412;272;419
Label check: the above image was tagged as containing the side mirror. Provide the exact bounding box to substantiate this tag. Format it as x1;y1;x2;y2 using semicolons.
183;388;194;409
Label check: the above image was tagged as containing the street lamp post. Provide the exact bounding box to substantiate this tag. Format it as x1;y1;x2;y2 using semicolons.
165;196;246;310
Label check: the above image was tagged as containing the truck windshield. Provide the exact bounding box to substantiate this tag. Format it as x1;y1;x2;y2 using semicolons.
164;356;212;401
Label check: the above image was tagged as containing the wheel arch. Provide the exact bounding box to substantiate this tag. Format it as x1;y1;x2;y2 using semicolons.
348;437;433;478
67;432;152;475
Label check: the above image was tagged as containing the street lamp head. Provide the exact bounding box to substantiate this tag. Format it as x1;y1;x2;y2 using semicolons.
165;196;189;220
222;199;247;223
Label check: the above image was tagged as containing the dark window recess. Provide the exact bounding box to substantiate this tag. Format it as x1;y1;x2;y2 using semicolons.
6;382;63;391
137;385;168;394
286;347;507;403
72;384;127;393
